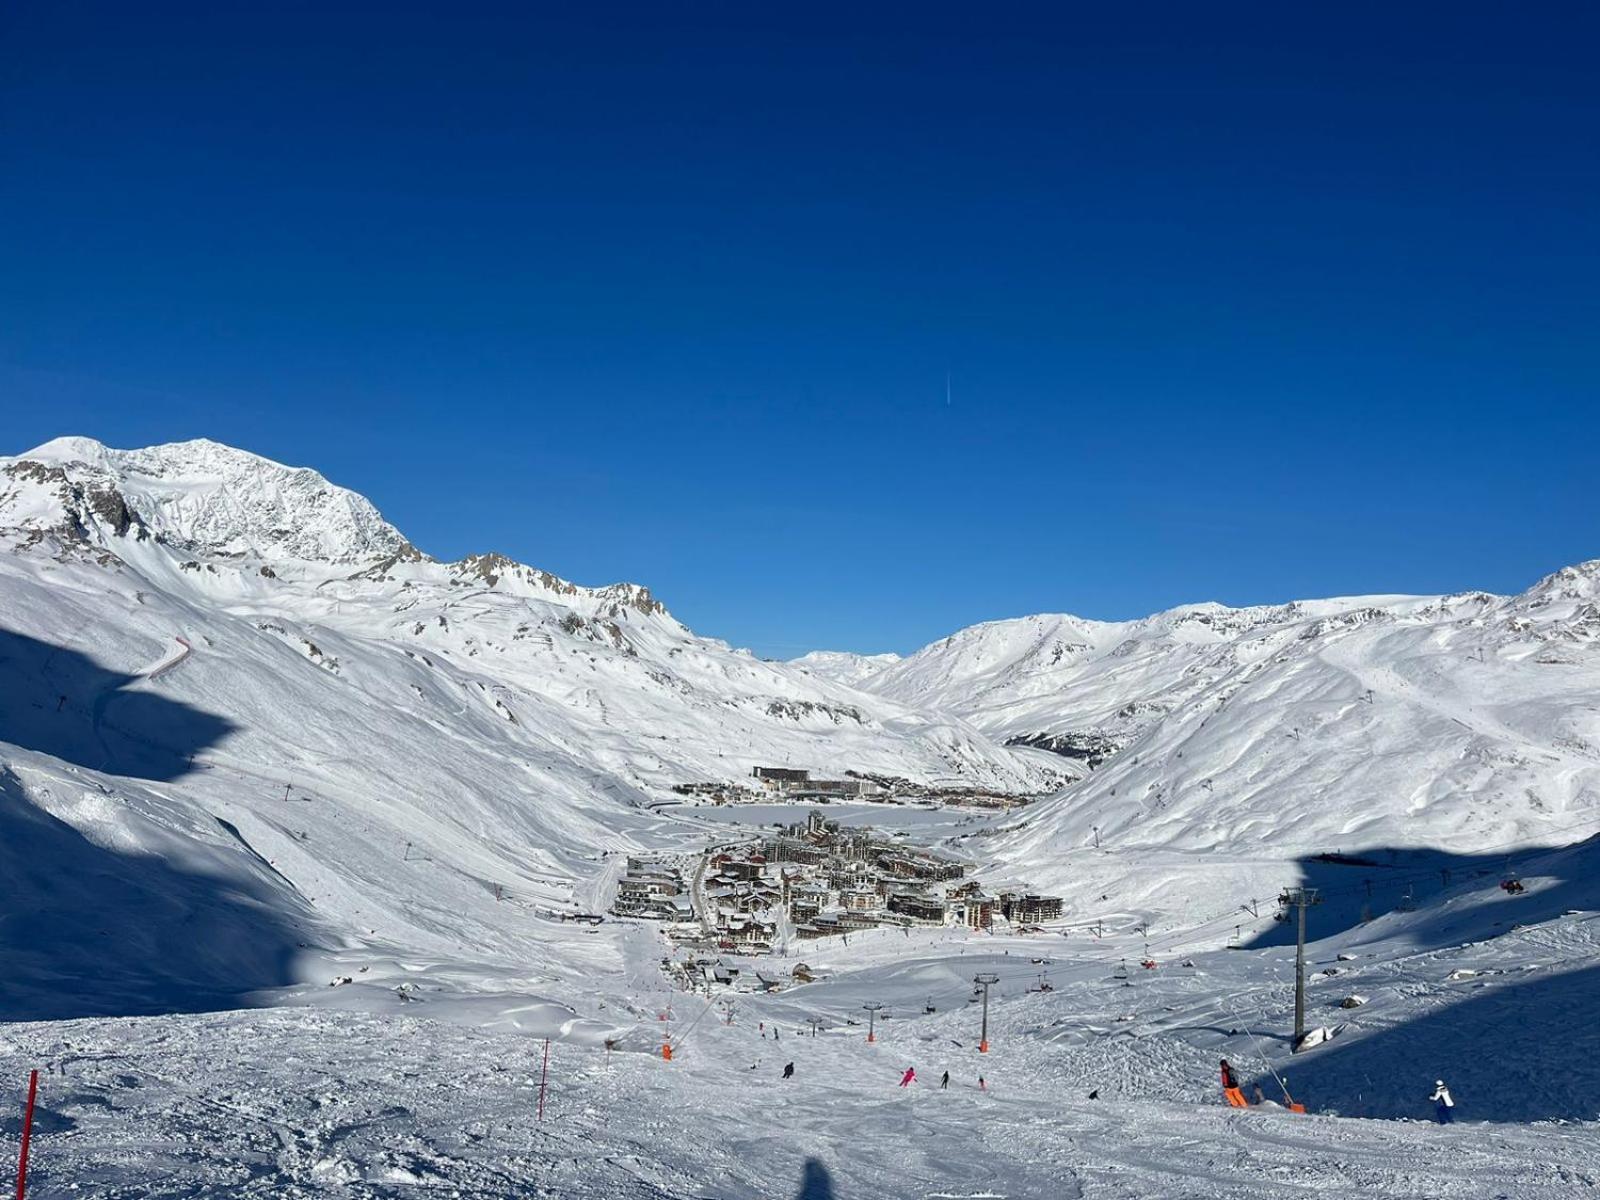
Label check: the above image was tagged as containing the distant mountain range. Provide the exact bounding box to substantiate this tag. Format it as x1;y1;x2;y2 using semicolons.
2;434;1595;1014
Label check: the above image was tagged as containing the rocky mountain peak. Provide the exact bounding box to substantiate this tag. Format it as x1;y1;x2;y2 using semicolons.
4;436;415;565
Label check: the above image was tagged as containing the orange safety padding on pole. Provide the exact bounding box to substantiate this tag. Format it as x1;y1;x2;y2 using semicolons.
661;1042;673;1061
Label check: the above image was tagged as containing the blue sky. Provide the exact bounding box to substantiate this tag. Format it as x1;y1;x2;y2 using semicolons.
2;3;1596;656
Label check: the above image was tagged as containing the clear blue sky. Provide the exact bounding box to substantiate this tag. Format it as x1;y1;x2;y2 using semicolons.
2;3;1595;657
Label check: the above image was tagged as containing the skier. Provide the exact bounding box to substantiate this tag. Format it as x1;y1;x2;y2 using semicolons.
1430;1079;1455;1124
782;1061;795;1080
899;1067;916;1088
978;1075;987;1092
940;1070;950;1090
774;1027;780;1042
1088;1089;1099;1100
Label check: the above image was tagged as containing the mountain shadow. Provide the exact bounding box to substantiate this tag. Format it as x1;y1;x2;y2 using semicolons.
1244;840;1594;952
0;632;299;1020
0;626;235;781
1241;836;1600;1122
1254;960;1600;1122
0;765;310;1020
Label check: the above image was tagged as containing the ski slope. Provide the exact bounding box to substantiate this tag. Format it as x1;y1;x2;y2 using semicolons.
3;435;1599;1197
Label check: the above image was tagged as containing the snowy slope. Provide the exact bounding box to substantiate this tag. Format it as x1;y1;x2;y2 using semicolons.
848;576;1600;923
5;436;1600;1196
790;648;902;688
0;437;1059;1021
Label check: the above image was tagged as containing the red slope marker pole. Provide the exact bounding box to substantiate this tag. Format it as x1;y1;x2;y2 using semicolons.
537;1039;551;1122
15;1069;38;1200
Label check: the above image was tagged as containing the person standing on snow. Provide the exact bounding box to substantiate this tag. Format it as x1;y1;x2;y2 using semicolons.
940;1070;950;1090
782;1062;795;1080
1430;1080;1455;1124
899;1067;917;1088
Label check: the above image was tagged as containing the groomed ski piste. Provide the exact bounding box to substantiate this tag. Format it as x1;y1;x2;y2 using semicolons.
3;437;1599;1198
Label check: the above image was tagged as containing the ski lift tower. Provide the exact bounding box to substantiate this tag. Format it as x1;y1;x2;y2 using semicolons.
863;1001;884;1044
1279;887;1323;1047
974;973;1000;1052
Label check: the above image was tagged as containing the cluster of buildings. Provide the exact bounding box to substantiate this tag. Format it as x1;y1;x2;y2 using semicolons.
748;766;879;802
671;766;1035;812
612;857;692;922
611;810;1064;956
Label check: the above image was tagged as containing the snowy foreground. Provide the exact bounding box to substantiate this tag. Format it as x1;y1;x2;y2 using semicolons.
3;995;1595;1199
6;864;1600;1199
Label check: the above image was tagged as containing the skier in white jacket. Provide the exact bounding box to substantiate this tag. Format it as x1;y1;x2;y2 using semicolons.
1430;1080;1455;1124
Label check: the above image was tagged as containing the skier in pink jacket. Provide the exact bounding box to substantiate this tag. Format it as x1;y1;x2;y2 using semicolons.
899;1067;916;1088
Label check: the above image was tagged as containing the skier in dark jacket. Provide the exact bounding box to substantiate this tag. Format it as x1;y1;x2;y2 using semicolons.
782;1061;795;1080
1220;1060;1240;1091
940;1070;950;1090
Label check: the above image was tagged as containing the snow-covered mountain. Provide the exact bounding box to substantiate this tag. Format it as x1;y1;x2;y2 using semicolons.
790;648;903;687
7;436;1600;1195
0;436;1060;1018
844;573;1600;918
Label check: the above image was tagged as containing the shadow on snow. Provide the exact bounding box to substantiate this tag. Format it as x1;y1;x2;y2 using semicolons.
0;626;235;782
1243;837;1600;1122
0;629;308;1020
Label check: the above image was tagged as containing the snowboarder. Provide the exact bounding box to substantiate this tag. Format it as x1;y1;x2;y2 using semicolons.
940;1070;949;1090
899;1067;916;1088
1430;1079;1455;1124
782;1061;795;1080
1088;1089;1099;1100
